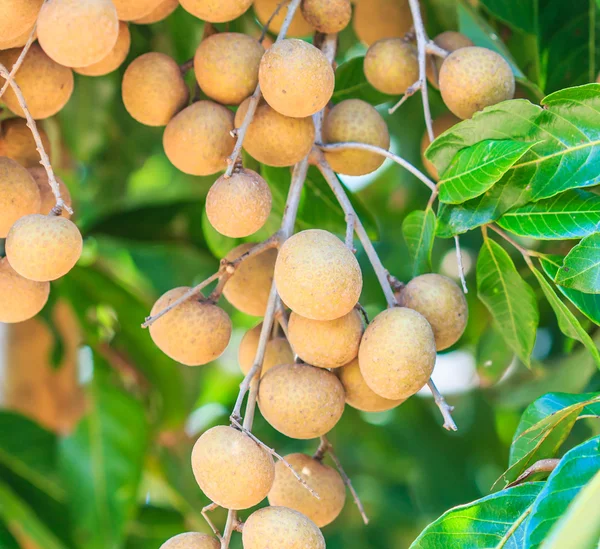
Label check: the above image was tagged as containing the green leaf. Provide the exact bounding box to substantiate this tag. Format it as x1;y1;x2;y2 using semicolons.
479;0;537;33
125;506;187;549
402;208;436;277
477;238;539;367
476;326;515;387
331;56;394;105
555;233;600;293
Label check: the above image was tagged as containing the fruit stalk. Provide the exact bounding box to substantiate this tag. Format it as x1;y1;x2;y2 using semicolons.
0;22;37;99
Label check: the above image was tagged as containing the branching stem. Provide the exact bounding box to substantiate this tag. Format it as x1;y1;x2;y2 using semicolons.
0;24;37;99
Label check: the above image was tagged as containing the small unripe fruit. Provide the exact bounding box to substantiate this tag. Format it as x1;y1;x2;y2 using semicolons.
74;22;131;77
259;39;334;118
426;31;474;89
0;259;50;323
0;24;37;51
0;118;51;168
134;0;179;24
163;101;235;175
0;0;43;44
239;325;294;375
149;287;231;366
353;0;412;46
275;229;362;321
6;214;82;282
301;0;351;34
254;0;314;37
439;47;515;119
364;39;419;95
180;0;253;22
112;0;163;21
28;167;72;219
160;532;219;549
359;307;436;400
268;453;346;527
206;169;272;238
37;0;119;68
420;113;460;180
400;273;468;350
323;99;390;176
259;363;345;439
191;425;274;509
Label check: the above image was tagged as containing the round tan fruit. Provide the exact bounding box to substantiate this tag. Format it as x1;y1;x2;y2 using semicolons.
364;38;418;95
191;425;274;509
0;118;51;168
420;113;460;180
6;214;82;282
288;309;363;368
353;0;412;46
112;0;162;21
0;44;74;120
122;53;189;127
0;24;36;50
254;0;314;37
0;0;43;44
259;39;334;118
426;31;474;89
301;0;351;33
323;99;390;176
163;101;235;175
134;0;179;23
258;363;345;439
243;507;325;549
275;229;362;321
0;157;41;238
268;453;346;527
28;167;72;219
400;273;468;350
359;307;436;400
206;169;272;238
238;325;294;376
180;0;253;22
0;258;50;323
74;21;131;76
223;244;277;316
160;532;219;549
37;0;119;68
149;287;231;366
439;47;515;119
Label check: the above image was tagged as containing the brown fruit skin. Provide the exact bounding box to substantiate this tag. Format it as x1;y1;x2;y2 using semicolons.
359;307;436;400
275;229;362;321
180;0;253;22
238;324;295;376
353;0;412;46
254;0;314;37
37;0;119;68
160;533;219;549
364;39;419;95
259;39;335;118
0;118;51;168
206;169;272;238
149;287;232;366
301;0;351;33
223;244;277;316
0;0;43;44
400;273;468;351
122;53;189;127
235;98;315;167
191;425;275;510
74;21;131;76
28;167;72;219
134;0;179;23
268;453;346;527
426;31;474;89
323;99;390;176
288;309;363;369
420;113;460;180
112;0;163;21
163;101;235;176
258;363;346;439
0;157;41;238
0;44;74;120
439;47;515;119
194;33;264;106
0;258;49;323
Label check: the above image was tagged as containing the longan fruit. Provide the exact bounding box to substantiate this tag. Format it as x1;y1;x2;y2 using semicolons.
0;118;51;168
0;24;36;51
258;363;345;439
235;98;315;167
301;0;351;34
254;0;314;37
420;113;460;180
134;0;179;24
37;0;119;68
364;39;419;95
0;258;50;323
163;101;235;175
149;287;231;366
323;99;390;176
112;0;163;21
0;44;74;120
426;31;474;89
28;167;72;219
160;533;219;549
243;507;325;549
74;22;131;77
180;0;253;22
238;324;294;375
223;243;277;316
0;0;42;44
259;39;334;118
191;425;275;510
353;0;412;46
439;47;515;119
6;214;82;282
194;33;264;106
206;169;272;238
358;307;436;400
0;157;41;238
288;309;363;369
400;273;468;350
122;53;189;127
268;453;346;527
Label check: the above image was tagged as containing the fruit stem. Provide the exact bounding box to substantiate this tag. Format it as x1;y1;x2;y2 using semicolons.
258;0;288;43
426;379;457;431
454;235;469;294
0;23;37;99
201;503;223;540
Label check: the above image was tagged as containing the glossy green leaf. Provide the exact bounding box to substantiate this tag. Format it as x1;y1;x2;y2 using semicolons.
476;326;515;387
402;209;436;277
331;56;394;105
479;0;537;33
555;233;600;293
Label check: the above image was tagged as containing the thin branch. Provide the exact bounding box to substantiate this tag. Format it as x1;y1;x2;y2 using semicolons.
454;235;468;294
259;0;287;42
425;42;450;58
388;81;419;114
488;224;541;261
506;459;559;488
220;511;237;549
179;58;194;74
345;213;356;251
0;24;37;99
426;379;457;431
201;503;222;541
355;303;370;325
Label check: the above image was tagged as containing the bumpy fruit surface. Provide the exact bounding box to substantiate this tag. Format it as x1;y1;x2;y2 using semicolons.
206;169;272;238
420;113;460;180
243;507;325;549
439;47;515;119
134;0;179;23
0;118;51;168
28;167;72;218
364;38;419;95
0;259;50;323
323;99;390;176
238;325;294;375
163;101;235;175
268;453;346;527
259;39;334;118
254;0;314;37
0;44;74;120
180;0;253;22
359;307;436;400
400;273;468;350
191;425;274;509
37;0;119;68
258;363;345;439
160;533;219;549
149;287;231;366
122;53;189;127
74;21;131;76
353;0;412;46
112;0;162;21
275;229;362;321
301;0;351;33
426;31;474;89
0;0;43;44
6;214;82;282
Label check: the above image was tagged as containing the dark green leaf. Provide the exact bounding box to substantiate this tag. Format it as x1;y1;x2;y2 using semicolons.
479;0;537;33
402;208;436;277
332;56;394;105
125;506;187;549
476;326;515;387
555;233;600;293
